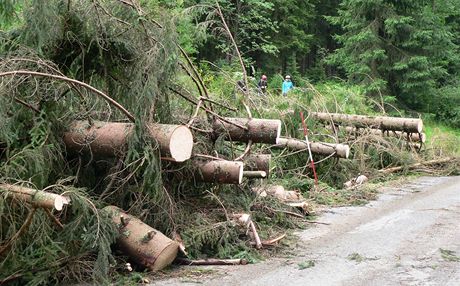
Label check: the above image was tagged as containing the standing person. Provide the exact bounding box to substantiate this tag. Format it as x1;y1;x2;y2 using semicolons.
258;74;268;95
282;75;294;96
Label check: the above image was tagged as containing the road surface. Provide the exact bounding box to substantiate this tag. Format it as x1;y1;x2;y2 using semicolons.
155;176;460;286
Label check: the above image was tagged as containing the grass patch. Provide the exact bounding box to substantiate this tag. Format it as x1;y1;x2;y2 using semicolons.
440;248;460;262
298;260;316;270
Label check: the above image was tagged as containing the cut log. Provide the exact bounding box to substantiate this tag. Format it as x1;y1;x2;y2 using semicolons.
103;206;179;271
63;121;193;162
175;258;248;266
195;160;244;184
0;184;70;211
332;126;426;143
244;154;271;176
274;138;350;159
311;112;423;133
243;171;267;179
213;117;281;144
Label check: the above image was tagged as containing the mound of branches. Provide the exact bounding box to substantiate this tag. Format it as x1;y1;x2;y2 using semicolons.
0;1;298;284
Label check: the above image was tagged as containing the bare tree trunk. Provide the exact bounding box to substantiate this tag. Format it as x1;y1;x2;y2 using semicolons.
0;184;70;211
103;206;179;271
274;138;350;159
213;118;281;144
64;121;193;162
311;112;423;133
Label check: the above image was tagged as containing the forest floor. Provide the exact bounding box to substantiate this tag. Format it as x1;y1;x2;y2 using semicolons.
152;176;460;285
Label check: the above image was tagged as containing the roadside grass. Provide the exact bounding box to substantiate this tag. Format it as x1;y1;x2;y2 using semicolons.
440;248;460;262
298;260;316;270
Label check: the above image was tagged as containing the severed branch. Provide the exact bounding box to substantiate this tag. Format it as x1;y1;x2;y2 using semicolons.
175;258;248;266
0;208;37;256
0;70;135;122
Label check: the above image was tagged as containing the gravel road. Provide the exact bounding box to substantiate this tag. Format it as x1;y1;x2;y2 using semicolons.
155;176;460;286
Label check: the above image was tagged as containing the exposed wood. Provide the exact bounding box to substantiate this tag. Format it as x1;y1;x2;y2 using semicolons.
274;137;350;159
333;126;426;143
378;157;455;174
64;121;193;162
311;112;423;133
233;213;262;249
103;206;179;271
175;258;248;266
244;154;271;176
243;171;267;179
195;160;244;184
213;117;281;144
250;233;286;247
252;185;303;201
0;184;70;211
343;174;368;189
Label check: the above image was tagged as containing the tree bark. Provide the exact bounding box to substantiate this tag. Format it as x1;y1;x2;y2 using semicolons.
274;137;350;159
333;126;426;143
63;121;193;162
213;117;281;144
244;154;271;176
194;160;244;184
0;184;70;211
311;112;423;133
103;206;179;271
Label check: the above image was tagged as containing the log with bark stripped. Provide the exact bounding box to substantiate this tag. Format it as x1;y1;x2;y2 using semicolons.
213;117;281;144
194;160;244;184
103;206;179;271
274;137;350;159
64;121;193;162
311;112;423;133
331;126;426;143
0;184;70;211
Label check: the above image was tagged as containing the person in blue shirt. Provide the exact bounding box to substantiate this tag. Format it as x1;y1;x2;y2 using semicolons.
282;75;293;96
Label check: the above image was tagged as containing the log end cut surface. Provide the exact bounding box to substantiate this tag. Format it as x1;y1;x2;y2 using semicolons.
169;125;194;162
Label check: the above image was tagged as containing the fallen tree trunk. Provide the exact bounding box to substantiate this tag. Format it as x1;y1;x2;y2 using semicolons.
64;121;193;162
175;258;248;266
378;157;455;174
195;160;244;184
332;126;426;143
274;137;350;159
311;112;423;133
213;117;281;144
244;154;271;176
0;184;70;211
103;206;179;271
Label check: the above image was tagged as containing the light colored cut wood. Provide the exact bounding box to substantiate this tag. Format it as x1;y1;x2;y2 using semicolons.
0;184;69;211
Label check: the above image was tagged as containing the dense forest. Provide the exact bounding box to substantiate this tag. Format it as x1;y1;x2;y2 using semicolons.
0;1;459;285
2;0;460;126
